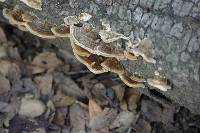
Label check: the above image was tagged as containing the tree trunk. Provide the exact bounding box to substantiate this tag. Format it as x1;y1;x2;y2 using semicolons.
0;0;200;114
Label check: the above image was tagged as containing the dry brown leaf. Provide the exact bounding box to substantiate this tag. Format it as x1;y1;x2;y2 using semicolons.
126;88;141;111
19;97;46;118
31;52;63;74
0;75;10;94
34;73;53;95
0;27;7;42
112;84;125;102
89;99;102;119
54;96;76;107
53;107;68;126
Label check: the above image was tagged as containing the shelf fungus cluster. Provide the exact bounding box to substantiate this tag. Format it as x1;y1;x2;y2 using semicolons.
3;5;70;39
2;5;172;91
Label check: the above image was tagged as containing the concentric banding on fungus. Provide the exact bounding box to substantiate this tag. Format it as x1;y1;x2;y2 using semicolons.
101;58;125;74
22;12;38;22
3;6;26;25
51;24;70;37
71;42;91;57
70;23;125;58
124;51;137;60
119;73;145;88
24;19;56;39
20;0;42;10
147;78;171;91
73;50;108;74
130;73;146;83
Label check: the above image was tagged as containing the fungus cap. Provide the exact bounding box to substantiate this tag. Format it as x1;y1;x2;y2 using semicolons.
22;12;38;22
3;6;26;25
130;73;145;83
124;51;137;60
147;78;171;91
73;50;108;74
71;42;91;57
101;58;125;74
71;24;125;58
51;24;70;37
25;19;56;39
119;73;145;88
20;0;42;10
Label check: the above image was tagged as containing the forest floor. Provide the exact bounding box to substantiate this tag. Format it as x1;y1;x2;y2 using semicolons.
0;23;200;133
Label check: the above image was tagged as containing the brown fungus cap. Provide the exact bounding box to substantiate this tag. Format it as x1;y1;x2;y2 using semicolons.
124;51;137;60
73;50;108;74
128;38;156;64
3;6;26;25
51;24;70;37
22;12;38;22
20;0;42;10
71;42;91;57
130;73;146;83
71;23;125;58
17;25;28;31
101;58;125;74
147;78;171;92
25;19;56;39
119;73;145;88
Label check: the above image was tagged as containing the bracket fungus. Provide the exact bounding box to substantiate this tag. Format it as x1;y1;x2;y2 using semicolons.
51;24;70;37
119;73;145;88
128;38;156;64
20;0;42;10
124;51;137;60
147;77;171;92
3;6;26;25
24;19;56;39
101;58;125;74
71;42;91;57
2;5;165;91
73;50;108;74
70;23;125;58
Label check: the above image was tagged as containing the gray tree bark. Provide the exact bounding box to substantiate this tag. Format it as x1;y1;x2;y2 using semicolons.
0;0;200;114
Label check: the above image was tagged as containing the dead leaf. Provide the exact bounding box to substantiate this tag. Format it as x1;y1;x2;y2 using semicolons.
89;99;102;119
53;96;76;107
19;97;46;118
57;76;84;98
0;75;10;94
53;107;68;126
0;44;7;59
31;52;63;74
126;88;141;111
112;84;125;102
34;73;53;95
70;104;89;133
0;27;7;42
0;60;19;77
92;83;108;106
110;111;136;132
